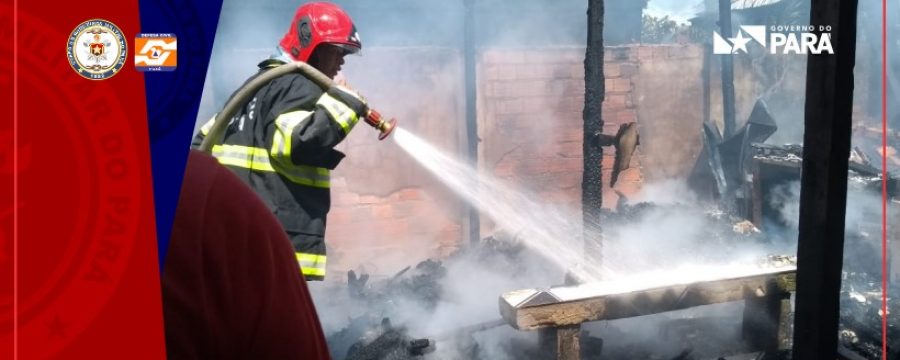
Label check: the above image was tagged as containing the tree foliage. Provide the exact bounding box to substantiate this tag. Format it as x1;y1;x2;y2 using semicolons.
641;14;690;44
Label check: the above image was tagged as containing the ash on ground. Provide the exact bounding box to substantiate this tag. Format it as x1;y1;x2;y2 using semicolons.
839;271;899;359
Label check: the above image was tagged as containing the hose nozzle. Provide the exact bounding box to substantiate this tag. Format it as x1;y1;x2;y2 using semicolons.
364;109;397;140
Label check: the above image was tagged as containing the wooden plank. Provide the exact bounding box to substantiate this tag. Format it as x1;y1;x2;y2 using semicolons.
557;325;581;360
776;298;792;350
742;280;791;352
501;267;796;330
792;0;858;359
541;326;583;360
751;161;763;227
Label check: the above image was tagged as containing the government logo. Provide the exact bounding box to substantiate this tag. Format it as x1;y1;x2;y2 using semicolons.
67;19;128;80
135;33;177;72
713;25;834;55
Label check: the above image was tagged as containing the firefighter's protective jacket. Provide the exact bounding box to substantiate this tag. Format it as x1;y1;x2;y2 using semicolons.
193;59;361;280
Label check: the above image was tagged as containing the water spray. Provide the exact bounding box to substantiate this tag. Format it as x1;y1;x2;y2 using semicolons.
199;62;397;153
392;127;609;282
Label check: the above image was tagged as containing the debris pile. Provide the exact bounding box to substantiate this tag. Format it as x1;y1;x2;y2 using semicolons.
326;259;447;360
320;109;896;359
838;271;900;359
322;234;564;360
342;318;435;360
751;143;898;196
322;227;895;360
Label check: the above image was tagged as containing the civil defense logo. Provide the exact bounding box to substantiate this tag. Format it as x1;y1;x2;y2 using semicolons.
713;25;834;55
66;19;127;80
135;33;177;72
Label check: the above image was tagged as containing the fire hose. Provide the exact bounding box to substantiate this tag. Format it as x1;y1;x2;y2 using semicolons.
198;61;397;153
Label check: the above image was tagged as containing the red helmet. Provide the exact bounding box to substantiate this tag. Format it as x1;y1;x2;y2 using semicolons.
279;2;361;62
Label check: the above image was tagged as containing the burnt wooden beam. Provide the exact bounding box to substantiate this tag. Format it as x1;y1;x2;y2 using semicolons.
500;267;796;330
463;0;480;244
742;278;793;352
750;162;764;227
582;0;605;266
556;325;581;360
539;326;582;360
703;43;712;126
718;0;736;137
792;0;859;359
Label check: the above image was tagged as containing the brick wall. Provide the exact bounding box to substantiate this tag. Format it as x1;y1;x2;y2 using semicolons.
203;43;890;282
477;44;704;232
325;180;463;276
601;46;644;204
326;44;706;278
628;45;705;182
477;47;587;216
327;48;468;277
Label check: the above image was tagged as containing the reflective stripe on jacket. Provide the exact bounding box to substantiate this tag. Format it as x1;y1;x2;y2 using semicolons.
192;59;360;280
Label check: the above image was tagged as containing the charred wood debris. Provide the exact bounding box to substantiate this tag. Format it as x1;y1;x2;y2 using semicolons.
327;214;894;359
325;235;579;360
327;100;897;359
688;99;898;360
325;233;777;360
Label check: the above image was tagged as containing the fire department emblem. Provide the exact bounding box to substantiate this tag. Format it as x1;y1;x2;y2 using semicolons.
66;19;127;80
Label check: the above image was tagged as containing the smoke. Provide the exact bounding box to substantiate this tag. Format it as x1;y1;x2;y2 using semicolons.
736;0;899;145
766;179;891;276
195;0;597;276
308;230;564;360
601;179;777;281
582;301;747;358
603;205;762;275
767;180;801;230
727;1;810;145
194;0;287;133
859;0;900;129
837;184;888;276
374;127;787;359
196;1;900;358
196;0;594;129
626;178;698;205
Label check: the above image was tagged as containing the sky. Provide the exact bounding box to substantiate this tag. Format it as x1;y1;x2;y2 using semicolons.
645;0;707;24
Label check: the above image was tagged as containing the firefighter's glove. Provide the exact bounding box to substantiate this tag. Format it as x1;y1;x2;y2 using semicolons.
327;85;369;119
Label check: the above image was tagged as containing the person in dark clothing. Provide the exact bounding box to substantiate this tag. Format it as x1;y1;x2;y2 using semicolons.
193;1;367;280
162;150;331;359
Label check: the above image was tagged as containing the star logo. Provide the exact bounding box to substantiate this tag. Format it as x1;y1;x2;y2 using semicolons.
712;25;768;55
729;31;753;54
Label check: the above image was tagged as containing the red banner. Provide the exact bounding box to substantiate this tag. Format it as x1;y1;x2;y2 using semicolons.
3;1;166;358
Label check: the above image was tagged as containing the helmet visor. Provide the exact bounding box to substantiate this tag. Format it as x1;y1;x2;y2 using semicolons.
332;43;361;56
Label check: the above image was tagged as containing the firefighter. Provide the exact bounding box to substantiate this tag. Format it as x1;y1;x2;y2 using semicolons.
193;1;368;281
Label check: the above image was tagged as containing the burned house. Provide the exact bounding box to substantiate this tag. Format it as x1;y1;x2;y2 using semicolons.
199;0;898;359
